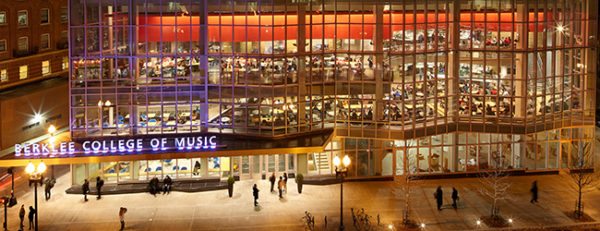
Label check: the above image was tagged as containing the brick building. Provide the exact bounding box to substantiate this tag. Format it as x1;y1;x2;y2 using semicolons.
0;0;69;89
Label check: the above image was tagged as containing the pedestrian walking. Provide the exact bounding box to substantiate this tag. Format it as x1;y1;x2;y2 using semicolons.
28;206;35;230
530;180;538;203
283;173;288;193
451;187;459;209
18;204;25;231
44;177;56;200
96;176;104;200
252;184;259;206
119;207;128;231
277;176;284;199
269;173;276;192
162;175;173;194
434;186;443;211
82;179;90;202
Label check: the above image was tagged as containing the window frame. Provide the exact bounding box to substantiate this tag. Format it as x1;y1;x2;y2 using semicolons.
60;7;67;24
17;10;28;27
40;33;50;50
40;8;50;25
17;36;28;52
0;11;6;25
0;39;6;52
0;69;7;82
18;65;27;80
42;60;51;76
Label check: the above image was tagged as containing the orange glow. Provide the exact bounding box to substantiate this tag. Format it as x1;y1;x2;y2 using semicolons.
138;12;552;42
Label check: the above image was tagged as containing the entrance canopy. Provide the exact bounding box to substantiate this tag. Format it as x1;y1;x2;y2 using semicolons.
0;129;333;167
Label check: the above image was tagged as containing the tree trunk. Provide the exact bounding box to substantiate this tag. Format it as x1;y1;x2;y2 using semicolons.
577;185;583;218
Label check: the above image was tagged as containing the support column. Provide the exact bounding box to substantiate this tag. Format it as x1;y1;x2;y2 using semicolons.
514;2;528;119
448;0;461;122
373;4;384;121
200;0;209;132
584;0;598;118
297;3;307;130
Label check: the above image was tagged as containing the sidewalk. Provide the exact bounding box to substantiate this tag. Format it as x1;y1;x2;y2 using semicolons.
1;166;600;230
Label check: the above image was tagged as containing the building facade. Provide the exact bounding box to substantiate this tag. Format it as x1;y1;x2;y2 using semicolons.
68;0;597;184
0;0;69;89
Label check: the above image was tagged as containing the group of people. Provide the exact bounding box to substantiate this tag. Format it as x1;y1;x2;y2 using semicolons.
81;176;105;202
433;180;540;212
251;172;291;207
433;186;460;211
17;205;36;231
148;175;173;196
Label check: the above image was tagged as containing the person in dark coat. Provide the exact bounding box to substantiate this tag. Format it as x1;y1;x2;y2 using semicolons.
163;175;173;194
283;173;288;193
252;184;259;206
44;177;56;200
530;180;538;203
193;161;201;176
451;187;459;209
149;177;159;196
18;204;25;231
82;179;90;202
96;176;104;200
28;206;36;230
268;173;276;193
435;186;443;211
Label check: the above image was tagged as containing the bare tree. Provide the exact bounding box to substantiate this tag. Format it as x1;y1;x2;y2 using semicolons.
567;141;598;219
479;169;511;219
394;140;419;226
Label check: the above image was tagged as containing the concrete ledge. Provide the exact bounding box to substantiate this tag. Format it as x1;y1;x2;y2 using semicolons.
65;180;228;195
408;169;560;180
303;175;393;185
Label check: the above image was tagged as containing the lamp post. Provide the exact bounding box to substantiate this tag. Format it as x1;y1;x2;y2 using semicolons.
333;155;351;231
25;162;46;231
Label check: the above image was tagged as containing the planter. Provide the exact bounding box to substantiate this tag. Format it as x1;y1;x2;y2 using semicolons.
227;185;233;197
297;183;303;194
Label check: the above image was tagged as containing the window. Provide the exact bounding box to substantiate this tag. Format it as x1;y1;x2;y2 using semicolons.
60;8;67;23
17;37;28;51
17;11;27;27
0;69;7;82
40;33;50;50
40;9;49;24
0;40;5;52
42;61;50;76
62;57;69;70
0;11;6;25
19;65;27;80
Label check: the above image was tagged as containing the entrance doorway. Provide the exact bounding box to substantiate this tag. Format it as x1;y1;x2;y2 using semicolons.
236;154;296;180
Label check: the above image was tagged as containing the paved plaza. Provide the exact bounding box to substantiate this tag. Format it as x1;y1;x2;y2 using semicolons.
0;167;599;231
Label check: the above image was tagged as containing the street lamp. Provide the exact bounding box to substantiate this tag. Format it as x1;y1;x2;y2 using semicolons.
25;162;46;231
333;155;351;231
47;125;56;137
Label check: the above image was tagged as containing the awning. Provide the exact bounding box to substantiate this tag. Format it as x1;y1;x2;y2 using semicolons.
0;129;334;167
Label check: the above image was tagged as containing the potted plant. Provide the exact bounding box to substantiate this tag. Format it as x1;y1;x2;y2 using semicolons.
295;173;304;194
227;176;235;197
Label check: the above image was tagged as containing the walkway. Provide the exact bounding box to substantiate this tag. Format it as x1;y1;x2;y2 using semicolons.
1;168;600;230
